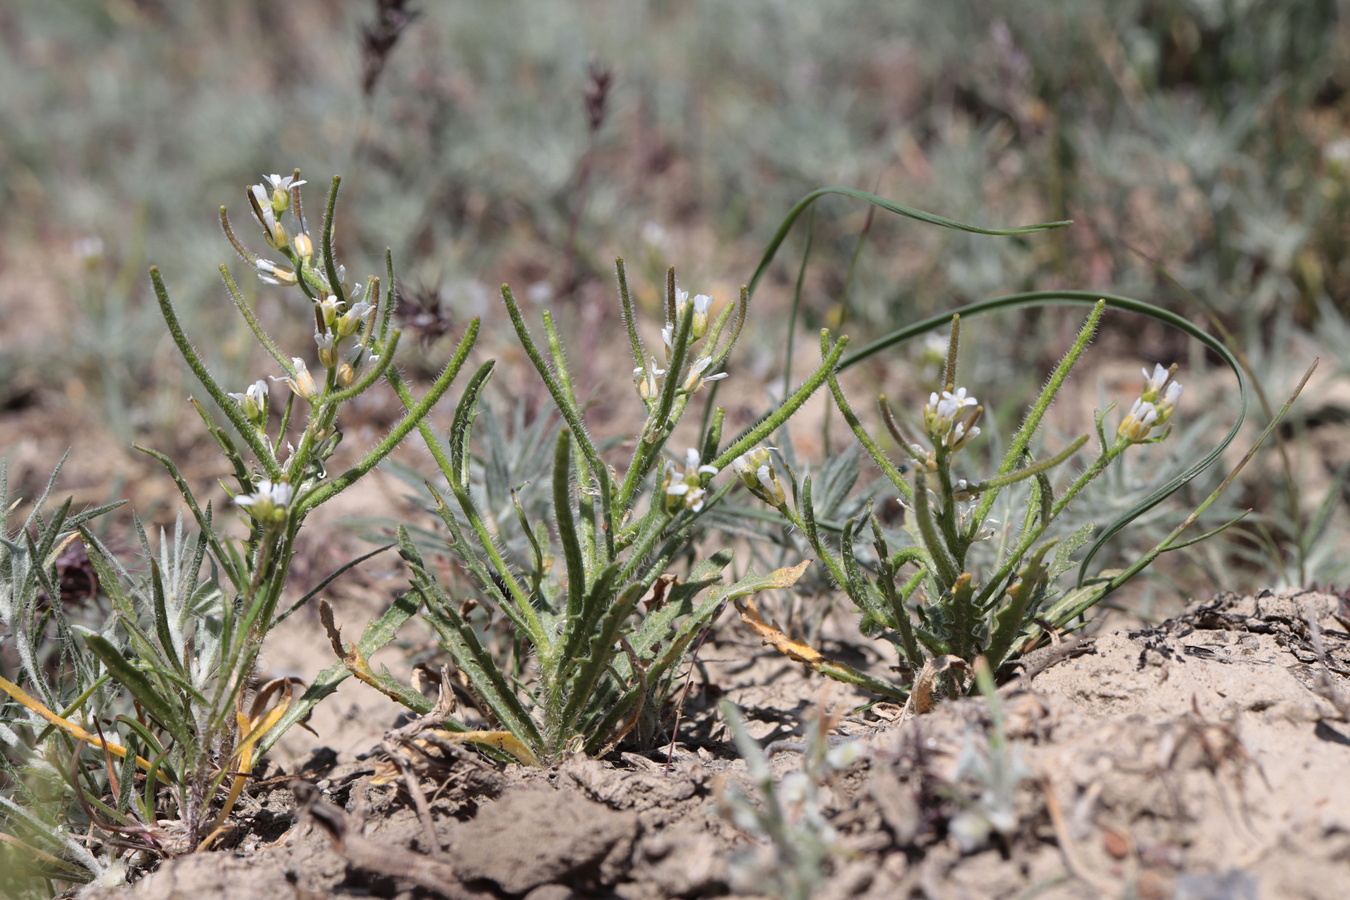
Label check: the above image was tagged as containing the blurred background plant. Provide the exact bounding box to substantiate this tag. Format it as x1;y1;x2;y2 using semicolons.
0;464;124;896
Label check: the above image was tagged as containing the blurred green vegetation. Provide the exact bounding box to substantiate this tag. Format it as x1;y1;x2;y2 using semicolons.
1;0;1347;583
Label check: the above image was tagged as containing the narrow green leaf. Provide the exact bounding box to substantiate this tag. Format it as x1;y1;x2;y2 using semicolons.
81;634;187;746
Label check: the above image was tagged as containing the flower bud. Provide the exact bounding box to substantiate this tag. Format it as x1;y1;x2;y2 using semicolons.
691;293;712;339
272;358;318;402
315;295;341;330
315;331;338;369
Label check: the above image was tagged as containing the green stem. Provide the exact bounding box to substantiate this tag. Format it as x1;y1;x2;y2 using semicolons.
149;267;281;480
913;469;960;589
319;176;344;302
970;301;1103;530
827;374;914;502
554;430;587;620
218;265;289;372
747;186;1070;300
500;285;602;467
712;332;849;469
616;258;646;375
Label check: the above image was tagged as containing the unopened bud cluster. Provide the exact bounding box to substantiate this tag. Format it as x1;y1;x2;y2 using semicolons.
732;446;787;508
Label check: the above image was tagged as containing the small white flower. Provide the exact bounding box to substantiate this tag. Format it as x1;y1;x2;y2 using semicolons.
691;293;713;338
1142;363;1169;397
934;387;977;421
951;422;979;446
262;173;306;193
337;343;379;388
337;300;375;340
250;183;276;227
662;449;718;513
247;183;290;249
1118;398;1159;441
228;380;269;428
261;173;306;212
688;447;719;476
314;330;338;369
634;356;665;401
681;355;728;394
236;479;293;524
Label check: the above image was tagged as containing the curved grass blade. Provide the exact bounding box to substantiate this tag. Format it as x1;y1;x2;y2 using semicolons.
747;186;1071;299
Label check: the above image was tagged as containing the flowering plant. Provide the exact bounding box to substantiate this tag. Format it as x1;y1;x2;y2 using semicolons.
1;172;474;858
726;283;1289;704
381;265;839;763
713;187;1287;703
0;170;1287;895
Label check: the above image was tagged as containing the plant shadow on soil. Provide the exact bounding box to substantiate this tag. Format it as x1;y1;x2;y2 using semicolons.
75;589;1350;900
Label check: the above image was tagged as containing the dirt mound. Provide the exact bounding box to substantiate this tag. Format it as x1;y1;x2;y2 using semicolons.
85;589;1350;900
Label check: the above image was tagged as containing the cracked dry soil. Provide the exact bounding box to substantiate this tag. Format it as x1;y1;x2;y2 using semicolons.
85;589;1350;900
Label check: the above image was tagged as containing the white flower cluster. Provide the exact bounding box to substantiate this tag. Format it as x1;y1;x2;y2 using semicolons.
731;446;787;507
924;386;982;451
229;173;383;405
634;291;727;402
662;448;719;513
1118;363;1183;442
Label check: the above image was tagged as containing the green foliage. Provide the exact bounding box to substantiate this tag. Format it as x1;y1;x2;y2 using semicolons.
390;265;830;762
1;462;124;895
727;191;1267;686
2;173;467;889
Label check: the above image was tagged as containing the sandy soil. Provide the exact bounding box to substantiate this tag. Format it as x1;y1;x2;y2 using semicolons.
80;588;1350;900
